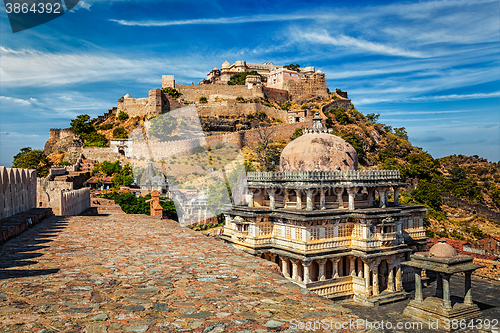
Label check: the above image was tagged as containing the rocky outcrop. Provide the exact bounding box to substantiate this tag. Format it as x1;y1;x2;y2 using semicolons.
44;128;83;155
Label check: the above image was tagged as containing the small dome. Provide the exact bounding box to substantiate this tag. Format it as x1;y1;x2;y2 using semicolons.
429;239;457;258
222;60;230;69
212;67;219;71
280;113;358;172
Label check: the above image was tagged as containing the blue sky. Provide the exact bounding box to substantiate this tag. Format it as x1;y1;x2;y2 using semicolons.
0;0;499;167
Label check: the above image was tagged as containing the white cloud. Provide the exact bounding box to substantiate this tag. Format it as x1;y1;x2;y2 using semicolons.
72;1;92;11
0;96;32;106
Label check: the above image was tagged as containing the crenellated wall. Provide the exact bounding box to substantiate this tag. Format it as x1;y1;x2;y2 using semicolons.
0;167;37;219
195;101;290;123
117;89;170;119
61;188;91;216
177;84;265;102
37;178;90;216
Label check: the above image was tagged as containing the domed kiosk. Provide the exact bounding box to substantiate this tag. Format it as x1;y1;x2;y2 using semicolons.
403;239;484;322
280;113;358;172
222;114;428;306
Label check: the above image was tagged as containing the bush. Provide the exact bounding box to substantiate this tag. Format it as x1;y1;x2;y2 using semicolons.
118;111;129;122
161;87;182;98
112;127;128;139
97;123;114;130
199;96;208;103
236;96;244;102
411;180;442;210
228;71;262;85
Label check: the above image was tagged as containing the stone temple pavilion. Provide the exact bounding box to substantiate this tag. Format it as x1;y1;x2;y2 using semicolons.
222;113;428;306
403;239;484;322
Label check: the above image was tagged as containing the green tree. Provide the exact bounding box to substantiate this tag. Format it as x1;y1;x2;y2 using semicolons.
161;87;182;98
394;127;409;140
411;180;442;211
341;132;364;160
283;63;300;72
70;114;108;147
290;127;306;141
112;163;134;187
228;71;262;85
366;113;380;122
113;127;128;139
12;147;49;177
117;111;129;122
199;96;208;103
149;113;179;140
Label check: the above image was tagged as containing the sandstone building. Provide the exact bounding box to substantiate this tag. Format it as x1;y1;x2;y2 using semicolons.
222;113;428;305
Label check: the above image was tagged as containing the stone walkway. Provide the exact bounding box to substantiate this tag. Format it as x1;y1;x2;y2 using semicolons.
0;215;357;332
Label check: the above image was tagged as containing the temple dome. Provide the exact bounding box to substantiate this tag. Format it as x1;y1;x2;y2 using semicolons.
222;60;230;70
280;113;358;172
429;239;457;258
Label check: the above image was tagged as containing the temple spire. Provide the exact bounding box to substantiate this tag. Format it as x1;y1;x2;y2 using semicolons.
303;111;333;135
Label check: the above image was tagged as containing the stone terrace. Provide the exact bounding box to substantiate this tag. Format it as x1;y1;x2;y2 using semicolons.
0;214;358;332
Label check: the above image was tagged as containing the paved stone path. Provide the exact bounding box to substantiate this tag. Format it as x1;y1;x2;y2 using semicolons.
0;215;356;332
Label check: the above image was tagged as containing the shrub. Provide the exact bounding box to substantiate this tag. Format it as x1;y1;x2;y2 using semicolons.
199;96;208;103
117;111;129;122
161;87;182;98
113;127;128;139
236;96;244;102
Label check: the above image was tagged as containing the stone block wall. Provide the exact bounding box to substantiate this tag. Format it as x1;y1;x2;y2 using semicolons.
196;102;289;123
283;74;329;102
322;99;354;113
263;87;289;104
37;178;73;215
177;84;264;102
117;89;170;119
82;147;127;163
61;188;91;216
0;167;37;219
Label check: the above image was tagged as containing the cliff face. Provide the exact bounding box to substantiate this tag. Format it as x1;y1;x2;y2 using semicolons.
44;129;83;155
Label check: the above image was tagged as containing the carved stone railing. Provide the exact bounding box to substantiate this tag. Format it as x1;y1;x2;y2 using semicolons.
308;276;353;297
405;229;426;240
247;170;400;183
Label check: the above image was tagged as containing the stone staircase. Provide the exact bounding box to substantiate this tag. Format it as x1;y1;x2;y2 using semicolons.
80;158;97;173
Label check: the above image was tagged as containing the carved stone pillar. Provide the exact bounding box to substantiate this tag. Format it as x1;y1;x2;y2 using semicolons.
332;258;340;278
396;267;402;292
317;259;327;281
415;270;423;302
335;187;344;208
367;187;375;207
442;273;452;309
435;272;443;298
379;187;387;208
284;189;289;208
364;261;372;296
269;253;277;263
295;189;302;210
268;188;276;210
302;261;311;284
247;189;254;208
291;259;299;281
306;189;314;211
349;256;356;276
372;265;379;296
394;187;400;206
464;271;473;306
320;188;326;210
388;268;395;292
347;187;356;211
280;256;290;278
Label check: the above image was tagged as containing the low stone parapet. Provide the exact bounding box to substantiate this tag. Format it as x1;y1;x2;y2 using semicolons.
0;208;53;245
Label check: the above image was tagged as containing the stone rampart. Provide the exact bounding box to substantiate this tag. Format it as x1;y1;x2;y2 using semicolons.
37;178;74;215
0;167;37;219
82;147;127;163
177;84;264;102
441;192;500;222
283;75;329;102
196;101;289;123
322;99;354;113
262;87;289;103
117;89;170;119
61;188;91;216
49;167;67;178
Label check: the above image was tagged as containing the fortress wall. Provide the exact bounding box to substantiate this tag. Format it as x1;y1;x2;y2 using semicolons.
61;188;91;216
37;178;73;215
322;99;353;113
177;85;264;102
82;147;128;163
0;167;37;219
263;87;289;104
441;193;500;222
117;89;170;119
196;102;289;123
284;78;329;101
